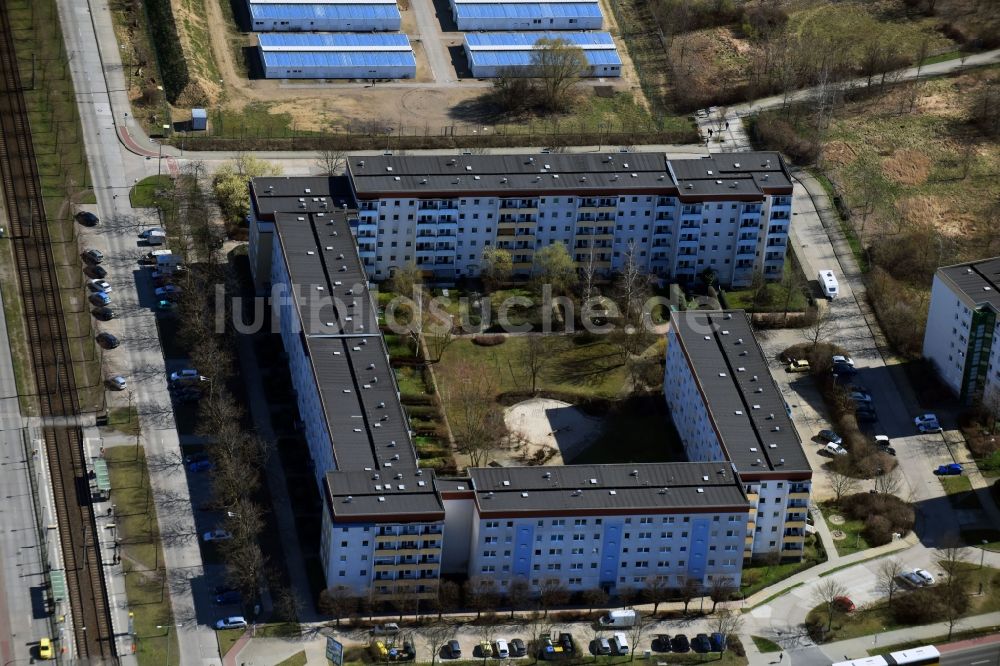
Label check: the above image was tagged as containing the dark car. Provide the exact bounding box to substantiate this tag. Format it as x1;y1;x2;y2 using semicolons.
856;410;878;424
832;362;857;377
400;641;416;661
559;633;574;653
692;634;712;653
82;248;104;264
510;639;527;657
876;443;896;456
214;589;241;605
96;332;120;349
710;633;727;652
75;211;99;226
87;264;108;279
671;635;690;653
652;635;672;652
92;306;116;321
445;640;461;659
214;585;238;597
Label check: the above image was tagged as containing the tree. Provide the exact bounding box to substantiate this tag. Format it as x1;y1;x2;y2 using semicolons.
388;261;422;299
813;578;848;635
212;154;283;223
611;241;651;362
538;578;569;617
492;67;534;115
435;580;461;620
626;609;648;662
530;38;588;112
874;467;905;496
445;360;506;468
225;540;267;601
709;576;736;612
520;335;556;393
532;243;578;296
582;587;609;613
802;309;835;351
319;585;357;626
679;578;701;614
645;576;671;616
481;246;513;292
877;558;904;606
829;470;861;503
712;608;743;650
580;246;599;308
465;576;500;620
507;578;532;618
316;149;347;176
424;622;455;666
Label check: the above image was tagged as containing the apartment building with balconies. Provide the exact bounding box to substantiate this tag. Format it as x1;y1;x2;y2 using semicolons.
665;310;812;560
344;152;793;287
923;258;1000;409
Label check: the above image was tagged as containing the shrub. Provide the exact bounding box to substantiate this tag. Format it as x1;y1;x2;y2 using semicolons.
863;514;894;546
751;114;820;165
840;493;915;541
143;0;190;103
472;334;506;346
892;588;944;625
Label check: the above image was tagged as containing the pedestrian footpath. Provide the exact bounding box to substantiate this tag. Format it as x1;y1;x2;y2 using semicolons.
821;611;1000;662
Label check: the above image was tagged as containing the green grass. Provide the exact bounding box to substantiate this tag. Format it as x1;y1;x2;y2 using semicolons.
867;624;1000;656
960;528;1000;553
0;237;37;415
750;636;782;654
277;651;308;666
939;475;973;495
217;629;244;659
725;262;810;313
107;405;141;436
395;366;431;397
740;535;826;598
106;446;179;666
820;503;871;557
130;175;175;208
919;50;965;66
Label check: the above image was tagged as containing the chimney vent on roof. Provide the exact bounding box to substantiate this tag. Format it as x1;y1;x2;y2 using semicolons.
345;496;353;503
543;472;551;479
630;469;639;476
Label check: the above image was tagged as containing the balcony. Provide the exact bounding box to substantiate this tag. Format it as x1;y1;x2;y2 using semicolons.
418;201;458;211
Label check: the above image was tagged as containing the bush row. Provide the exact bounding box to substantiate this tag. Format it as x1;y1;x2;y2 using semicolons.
143;0;190;103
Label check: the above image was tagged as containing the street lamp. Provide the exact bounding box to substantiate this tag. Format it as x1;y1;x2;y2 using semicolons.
981;540;988;569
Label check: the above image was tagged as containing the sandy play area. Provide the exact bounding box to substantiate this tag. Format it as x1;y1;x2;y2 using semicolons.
503;397;604;465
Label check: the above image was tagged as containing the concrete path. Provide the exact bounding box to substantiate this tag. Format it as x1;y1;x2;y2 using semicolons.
821;611;1000;662
408;0;457;84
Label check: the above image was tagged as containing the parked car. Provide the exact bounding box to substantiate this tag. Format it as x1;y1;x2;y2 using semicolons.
202;529;233;542
92;306;116;321
709;633;727;653
670;635;690;653
832;362;857;377
913;569;935;585
935;463;963;476
155;285;183;301
214;616;247;630
214;589;242;605
850;392;873;404
898;570;924;587
87;264;108;279
915;414;943;433
87;278;112;293
75;211;99;226
592;638;612;655
189;459;214;472
692;634;712;653
832;355;855;367
787;359;811;373
559;633;574;653
82;248;104;264
824;442;848;457
495;639;510;659
370;623;400;635
848;384;869;394
170;368;200;383
140;227;166;239
89;291;112;307
652;635;672;652
446;640;461;659
818;430;843;445
156;299;176;313
400;641;416;661
108;375;127;391
877;444;896;456
38;637;53;660
832;596;856;613
510;639;527;657
96;332;120;349
478;642;493;658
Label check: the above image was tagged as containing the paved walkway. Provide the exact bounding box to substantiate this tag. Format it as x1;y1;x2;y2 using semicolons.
822;611;1000;662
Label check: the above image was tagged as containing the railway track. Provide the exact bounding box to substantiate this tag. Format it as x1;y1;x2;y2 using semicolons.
0;1;116;662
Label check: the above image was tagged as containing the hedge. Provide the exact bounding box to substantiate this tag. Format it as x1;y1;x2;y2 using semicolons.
143;0;190;103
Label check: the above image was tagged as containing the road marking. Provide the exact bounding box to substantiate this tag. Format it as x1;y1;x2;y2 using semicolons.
970;660;988;665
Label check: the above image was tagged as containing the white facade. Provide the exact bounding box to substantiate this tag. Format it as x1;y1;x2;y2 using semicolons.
353;193;792;287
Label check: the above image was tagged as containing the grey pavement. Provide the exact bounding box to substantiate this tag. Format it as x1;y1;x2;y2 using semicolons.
58;0;220;663
408;0;457;84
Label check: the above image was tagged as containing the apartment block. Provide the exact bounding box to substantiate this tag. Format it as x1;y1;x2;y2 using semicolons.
923;258;1000;408
665;310;812;560
345;152;793;288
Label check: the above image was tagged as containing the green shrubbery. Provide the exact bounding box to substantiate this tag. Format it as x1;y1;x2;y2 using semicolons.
143;0;190;103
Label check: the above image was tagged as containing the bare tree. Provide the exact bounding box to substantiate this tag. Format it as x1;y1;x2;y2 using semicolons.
491;67;534;115
580;246;599;307
813;578;848;635
445;360;506;468
802;309;835;351
627;609;649;662
530;38;589;112
679;578;701;615
520;335;556;393
645;576;671;616
709;576;737;612
424;622;455;666
829;469;861;503
225;540;267;601
319;585;357;626
876;558;904;606
874;467;905;496
611;241;651;363
507;578;532;618
465;576;500;620
538;578;569;617
435;580;461;620
316;149;347;176
582;587;609;613
712;608;743;648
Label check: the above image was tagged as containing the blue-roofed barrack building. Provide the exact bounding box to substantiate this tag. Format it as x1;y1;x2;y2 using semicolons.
464;32;620;78
248;0;402;32
257;32;416;79
450;0;603;31
245;156;812;602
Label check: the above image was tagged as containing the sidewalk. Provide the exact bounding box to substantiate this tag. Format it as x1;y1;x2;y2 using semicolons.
821;611;1000;661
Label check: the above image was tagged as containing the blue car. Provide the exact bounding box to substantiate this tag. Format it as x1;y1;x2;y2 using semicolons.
189;459;214;472
709;633;727;652
214;589;242;605
935;463;963;476
89;291;112;306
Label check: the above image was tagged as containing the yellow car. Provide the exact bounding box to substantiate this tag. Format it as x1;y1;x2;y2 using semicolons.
479;642;493;658
38;637;53;659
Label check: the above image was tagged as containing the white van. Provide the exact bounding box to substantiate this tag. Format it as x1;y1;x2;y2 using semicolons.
819;269;839;299
610;633;629;656
598;609;637;628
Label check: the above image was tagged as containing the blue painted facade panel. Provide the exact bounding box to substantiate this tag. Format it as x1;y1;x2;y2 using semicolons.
687;518;710;583
599;520;624;587
513;524;534;578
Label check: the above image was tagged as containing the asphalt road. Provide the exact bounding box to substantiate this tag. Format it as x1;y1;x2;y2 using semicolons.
944;641;1000;666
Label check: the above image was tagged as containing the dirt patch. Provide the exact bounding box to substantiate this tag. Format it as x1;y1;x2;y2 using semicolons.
882;149;931;186
503;398;604;466
895;194;966;236
824;141;857;168
172;0;222;106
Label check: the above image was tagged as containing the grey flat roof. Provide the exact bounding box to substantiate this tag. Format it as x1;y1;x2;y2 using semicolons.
325;469;444;521
347;152;790;198
938;257;1000;312
670;311;810;476
469;462;748;515
251;176;356;217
